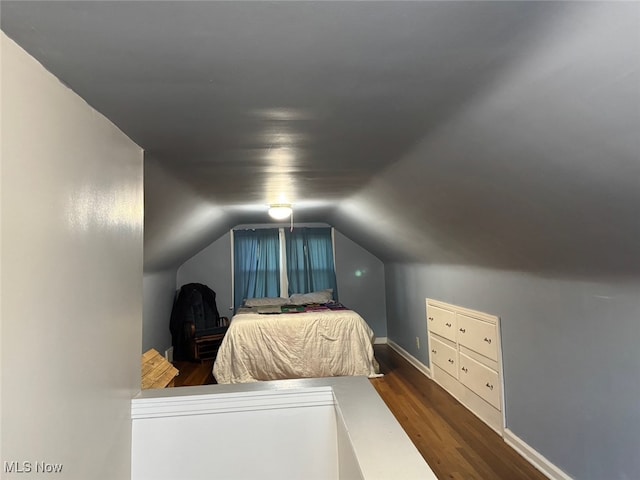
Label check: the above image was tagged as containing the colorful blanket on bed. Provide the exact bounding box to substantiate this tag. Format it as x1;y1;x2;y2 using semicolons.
237;302;349;315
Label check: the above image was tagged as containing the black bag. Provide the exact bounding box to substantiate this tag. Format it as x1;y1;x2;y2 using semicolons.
169;283;221;361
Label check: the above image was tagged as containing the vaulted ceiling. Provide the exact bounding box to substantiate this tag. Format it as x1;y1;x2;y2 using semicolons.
2;1;639;276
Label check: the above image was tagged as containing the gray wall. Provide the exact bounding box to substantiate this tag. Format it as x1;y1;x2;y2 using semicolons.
334;230;386;337
176;226;387;336
177;231;234;316
143;269;177;353
385;262;640;480
1;33;143;479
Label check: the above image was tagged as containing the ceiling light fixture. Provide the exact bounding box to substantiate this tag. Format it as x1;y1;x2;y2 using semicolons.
268;204;293;220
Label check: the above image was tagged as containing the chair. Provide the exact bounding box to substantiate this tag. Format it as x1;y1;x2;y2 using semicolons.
169;283;228;362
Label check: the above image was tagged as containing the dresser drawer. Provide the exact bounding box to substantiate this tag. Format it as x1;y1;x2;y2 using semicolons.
457;314;498;361
459;352;500;410
430;335;458;379
427;304;457;342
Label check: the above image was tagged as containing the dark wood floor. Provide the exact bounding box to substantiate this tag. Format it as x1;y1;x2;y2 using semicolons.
172;359;215;387
370;345;546;480
172;345;546;480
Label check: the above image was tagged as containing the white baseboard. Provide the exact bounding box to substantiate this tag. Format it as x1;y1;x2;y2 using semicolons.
383;339;570;480
164;346;174;363
503;429;573;480
373;336;388;345
386;339;431;379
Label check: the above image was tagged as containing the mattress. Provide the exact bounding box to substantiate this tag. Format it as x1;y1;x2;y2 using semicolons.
213;307;380;384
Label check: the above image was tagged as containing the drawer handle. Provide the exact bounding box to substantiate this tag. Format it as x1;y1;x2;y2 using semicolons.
448;358;454;364
459;328;466;333
431;349;437;354
461;366;468;373
484;337;492;344
486;382;494;391
445;322;452;327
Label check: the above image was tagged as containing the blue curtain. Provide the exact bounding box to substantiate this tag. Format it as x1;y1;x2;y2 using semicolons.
233;229;280;312
285;227;338;299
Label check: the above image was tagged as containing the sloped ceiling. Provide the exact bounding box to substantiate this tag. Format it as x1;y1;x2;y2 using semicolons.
2;1;639;275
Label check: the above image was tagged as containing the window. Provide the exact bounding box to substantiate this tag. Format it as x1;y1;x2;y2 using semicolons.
233;229;280;312
232;227;338;311
285;227;338;297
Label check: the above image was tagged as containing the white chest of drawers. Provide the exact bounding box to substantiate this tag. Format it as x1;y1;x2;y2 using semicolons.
427;299;504;434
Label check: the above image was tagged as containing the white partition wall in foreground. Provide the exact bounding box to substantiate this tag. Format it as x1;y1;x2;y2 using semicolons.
132;376;436;480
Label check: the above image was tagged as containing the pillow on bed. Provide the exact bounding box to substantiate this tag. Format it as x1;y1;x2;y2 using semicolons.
288;289;334;305
244;297;290;307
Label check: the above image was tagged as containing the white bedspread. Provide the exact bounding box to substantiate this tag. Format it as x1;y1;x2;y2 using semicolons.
213;309;380;384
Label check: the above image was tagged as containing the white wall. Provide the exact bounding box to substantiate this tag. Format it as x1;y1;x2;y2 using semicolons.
142;269;177;353
132;376;435;480
1;33;143;479
132;387;338;480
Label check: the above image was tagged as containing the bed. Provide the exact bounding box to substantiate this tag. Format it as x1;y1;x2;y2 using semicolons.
213;300;380;384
